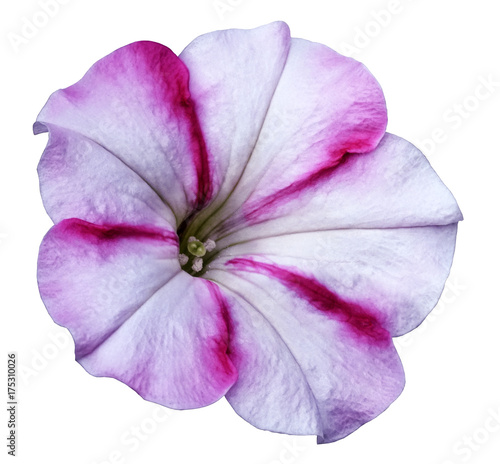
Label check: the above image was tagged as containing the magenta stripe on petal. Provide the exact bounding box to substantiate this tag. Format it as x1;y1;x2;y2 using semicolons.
53;218;178;251
243;160;344;224
179;96;213;209
227;257;390;344
119;42;213;209
204;280;239;376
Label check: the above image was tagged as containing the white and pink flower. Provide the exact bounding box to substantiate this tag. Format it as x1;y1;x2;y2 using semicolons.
34;22;462;443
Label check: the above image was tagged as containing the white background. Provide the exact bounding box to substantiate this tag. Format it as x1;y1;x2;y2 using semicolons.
1;0;499;463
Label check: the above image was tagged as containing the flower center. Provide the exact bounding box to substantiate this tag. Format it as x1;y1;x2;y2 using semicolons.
179;236;216;276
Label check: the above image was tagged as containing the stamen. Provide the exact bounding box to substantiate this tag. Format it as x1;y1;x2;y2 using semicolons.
204;239;216;252
178;253;189;266
192;257;203;273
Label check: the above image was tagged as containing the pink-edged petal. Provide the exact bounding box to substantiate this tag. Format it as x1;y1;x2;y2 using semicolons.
206;260;404;443
37;125;175;228
178;22;291;226
38;219;237;408
195;35;387;237
35;41;211;222
214;134;462;246
211;225;458;337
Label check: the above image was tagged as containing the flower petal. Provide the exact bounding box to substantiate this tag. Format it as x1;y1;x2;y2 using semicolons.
35;41;212;222
38;219;237;408
206;260;404;443
193;34;387;238
214;134;462;245
37;125;175;228
210;225;458;337
178;22;291;227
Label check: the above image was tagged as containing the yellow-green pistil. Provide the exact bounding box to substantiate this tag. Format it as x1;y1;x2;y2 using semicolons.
187;240;206;257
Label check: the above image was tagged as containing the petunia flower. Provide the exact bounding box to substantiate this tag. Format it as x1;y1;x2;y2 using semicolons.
34;22;462;443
